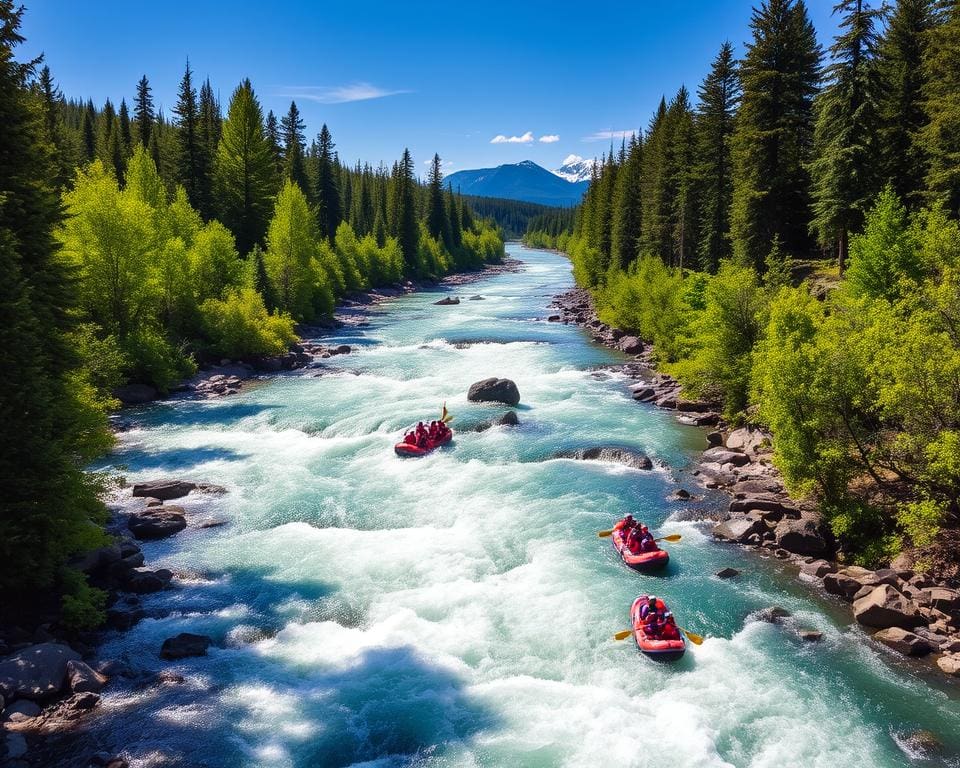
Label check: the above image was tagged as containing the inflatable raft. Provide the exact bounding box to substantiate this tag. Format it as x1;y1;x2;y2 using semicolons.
612;528;670;570
394;429;453;457
630;595;686;660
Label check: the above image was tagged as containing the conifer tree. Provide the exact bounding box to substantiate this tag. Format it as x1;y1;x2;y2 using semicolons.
174;60;202;208
921;1;960;215
134;74;154;146
0;0;109;616
394;148;419;270
876;0;933;207
695;41;739;272
610;135;643;271
667;87;698;270
730;0;821;270
196;78;220;220
265;109;282;178
280;101;310;195
810;0;884;270
641;98;670;262
214;79;277;254
34;65;73;185
446;185;462;248
81;99;96;162
314;124;342;240
459;190;474;232
426;153;452;247
118;98;132;158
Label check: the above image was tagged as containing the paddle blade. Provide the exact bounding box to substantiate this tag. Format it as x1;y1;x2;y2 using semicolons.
613;629;633;641
441;402;453;423
657;534;682;543
683;629;704;646
597;529;614;538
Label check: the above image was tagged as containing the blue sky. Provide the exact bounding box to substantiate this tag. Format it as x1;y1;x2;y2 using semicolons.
21;1;839;175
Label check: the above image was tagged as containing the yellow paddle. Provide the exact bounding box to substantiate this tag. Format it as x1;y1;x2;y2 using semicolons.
613;626;704;645
597;530;683;542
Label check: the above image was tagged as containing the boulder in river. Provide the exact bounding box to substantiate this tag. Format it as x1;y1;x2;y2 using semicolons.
715;567;740;579
773;517;828;556
434;296;460;305
467;377;520;406
127;507;187;541
853;585;924;629
131;479;226;500
0;642;81;701
800;559;836;578
712;517;765;543
702;447;750;467
66;660;107;694
160;633;212;660
937;655;960;676
553;447;653;470
618;336;644;354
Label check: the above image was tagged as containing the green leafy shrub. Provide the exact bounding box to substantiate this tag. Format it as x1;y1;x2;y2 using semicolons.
201;288;297;358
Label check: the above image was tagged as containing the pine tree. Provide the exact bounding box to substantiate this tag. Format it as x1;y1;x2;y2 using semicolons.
610;135;643;271
34;65;74;186
459;190;474;232
214;79;277;254
394;148;419;270
695;41;740;272
0;0;110;616
730;0;822;270
876;0;933;207
810;0;884;270
249;244;276;311
265;109;282;178
314;124;342;240
921;1;960;215
446;185;462;248
280;101;310;195
134;74;154;147
667;86;698;270
117;98;132;158
426;153;452;247
641;98;670;262
81;99;96;162
174;60;202;208
196;78;220;220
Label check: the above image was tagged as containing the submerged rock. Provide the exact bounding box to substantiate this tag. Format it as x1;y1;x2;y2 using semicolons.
434;296;460;305
715;567;740;579
160;633;212;660
553;447;653;470
467;377;520;406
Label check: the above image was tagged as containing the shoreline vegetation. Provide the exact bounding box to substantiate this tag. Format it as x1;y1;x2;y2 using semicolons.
0;0;504;673
523;0;960;681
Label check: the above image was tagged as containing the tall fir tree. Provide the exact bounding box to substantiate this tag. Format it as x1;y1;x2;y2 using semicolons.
921;1;960;215
446;185;462;249
610;135;643;272
0;0;110;615
81;98;96;162
134;74;154;147
640;98;671;262
280;101;310;195
730;0;821;270
876;0;933;207
214;78;277;254
314;124;342;240
426;153;452;247
695;41;740;272
174;60;203;209
264;109;282;178
667;86;698;270
117;97;132;158
196;78;220;220
393;148;419;271
810;0;884;270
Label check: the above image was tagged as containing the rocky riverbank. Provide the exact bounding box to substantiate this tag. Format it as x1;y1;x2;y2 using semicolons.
549;285;960;681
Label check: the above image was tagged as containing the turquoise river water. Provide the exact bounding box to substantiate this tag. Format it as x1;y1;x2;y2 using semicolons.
90;244;960;768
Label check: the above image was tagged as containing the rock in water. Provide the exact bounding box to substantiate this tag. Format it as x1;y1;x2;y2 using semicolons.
497;410;519;426
873;627;931;656
160;633;212;660
853;585;923;629
127;507;187;540
434;296;460;305
66;660;107;693
715;567;740;579
131;479;196;500
0;643;81;700
553;447;653;470
467;377;520;406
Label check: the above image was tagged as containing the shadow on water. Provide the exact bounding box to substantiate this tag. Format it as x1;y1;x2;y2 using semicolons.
132;401;282;430
110;445;251;473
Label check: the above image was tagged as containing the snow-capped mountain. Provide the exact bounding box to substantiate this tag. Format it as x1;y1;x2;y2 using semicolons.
444;160;588;206
553;154;596;183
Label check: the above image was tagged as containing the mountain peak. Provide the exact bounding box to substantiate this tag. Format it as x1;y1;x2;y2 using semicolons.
553;155;596;183
444;161;588;207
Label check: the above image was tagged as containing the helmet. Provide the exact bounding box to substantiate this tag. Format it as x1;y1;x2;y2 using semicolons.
624;513;634;520
640;525;649;533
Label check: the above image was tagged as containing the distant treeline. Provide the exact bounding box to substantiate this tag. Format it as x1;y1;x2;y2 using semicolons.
0;1;503;630
463;195;573;240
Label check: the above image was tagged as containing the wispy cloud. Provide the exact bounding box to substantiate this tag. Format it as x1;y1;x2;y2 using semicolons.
277;82;410;104
538;134;560;143
423;159;455;168
582;129;638;142
490;131;534;144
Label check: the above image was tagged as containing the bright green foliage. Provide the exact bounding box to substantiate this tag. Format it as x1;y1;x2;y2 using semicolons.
671;262;768;416
921;2;960;215
201;288;296;357
265;179;320;319
763;235;792;288
810;0;883;267
215;79;276;254
730;0;821;270
695;42;739;272
190;220;242;300
845;186;922;300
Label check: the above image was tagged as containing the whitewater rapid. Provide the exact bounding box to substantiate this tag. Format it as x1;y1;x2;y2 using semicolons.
91;245;960;768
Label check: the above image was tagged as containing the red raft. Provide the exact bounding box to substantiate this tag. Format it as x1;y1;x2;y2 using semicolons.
394;429;453;457
612;528;670;570
630;595;686;661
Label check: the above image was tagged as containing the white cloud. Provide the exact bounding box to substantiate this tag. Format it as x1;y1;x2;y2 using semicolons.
538;134;560;143
423;159;454;168
490;131;534;144
582;129;638;142
277;82;410;104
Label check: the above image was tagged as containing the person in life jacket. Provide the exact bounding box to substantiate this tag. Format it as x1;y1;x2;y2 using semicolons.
428;421;439;440
404;431;417;445
626;523;646;553
660;612;681;641
640;596;660;623
639;525;658;552
613;514;636;535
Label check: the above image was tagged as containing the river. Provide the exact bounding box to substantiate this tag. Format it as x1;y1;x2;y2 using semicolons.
90;244;960;767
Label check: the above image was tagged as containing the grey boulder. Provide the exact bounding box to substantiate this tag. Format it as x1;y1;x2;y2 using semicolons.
0;643;81;701
467;377;521;406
